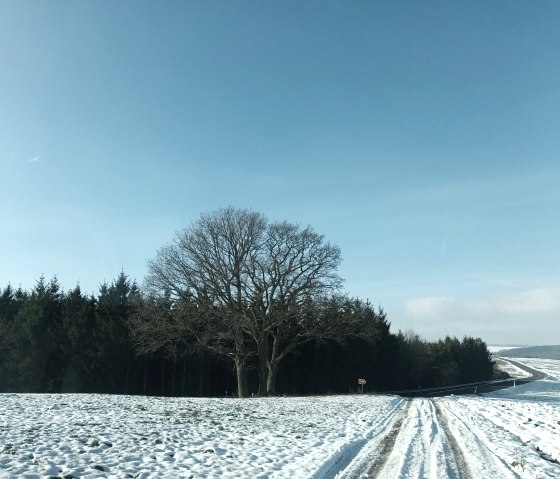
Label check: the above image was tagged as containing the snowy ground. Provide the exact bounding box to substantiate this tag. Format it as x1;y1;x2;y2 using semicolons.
494;357;533;379
1;358;559;479
504;358;560;381
488;345;527;354
0;394;402;479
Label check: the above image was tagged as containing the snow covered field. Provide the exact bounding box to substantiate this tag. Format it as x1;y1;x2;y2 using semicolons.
1;358;559;478
493;357;533;379
505;358;560;381
0;394;403;479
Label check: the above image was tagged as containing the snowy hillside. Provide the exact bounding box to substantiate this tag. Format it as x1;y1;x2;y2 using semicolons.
497;346;560;360
1;358;559;478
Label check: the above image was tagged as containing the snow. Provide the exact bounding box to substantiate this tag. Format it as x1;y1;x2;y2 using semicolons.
0;394;401;479
504;358;560;381
494;357;533;379
335;399;464;478
1;358;559;479
334;364;560;478
488;345;526;354
437;383;560;478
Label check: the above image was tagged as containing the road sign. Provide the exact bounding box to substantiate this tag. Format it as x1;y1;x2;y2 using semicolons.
358;378;366;393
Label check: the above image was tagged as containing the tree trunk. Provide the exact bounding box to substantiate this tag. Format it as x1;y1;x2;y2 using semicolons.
267;334;281;396
257;336;268;396
267;359;280;396
235;358;248;398
267;334;299;396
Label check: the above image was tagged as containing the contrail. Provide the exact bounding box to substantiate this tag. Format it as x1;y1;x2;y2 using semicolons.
441;237;447;252
26;156;40;163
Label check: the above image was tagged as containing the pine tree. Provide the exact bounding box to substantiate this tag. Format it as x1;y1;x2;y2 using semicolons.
10;276;65;392
61;285;97;392
94;272;140;393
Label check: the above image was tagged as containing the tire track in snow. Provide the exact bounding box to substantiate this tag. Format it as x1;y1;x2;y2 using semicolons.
371;399;459;479
318;398;408;479
435;400;524;479
355;399;412;478
433;401;472;479
331;395;547;479
335;399;461;479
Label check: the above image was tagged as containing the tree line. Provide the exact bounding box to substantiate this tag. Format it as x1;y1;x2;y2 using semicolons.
0;207;494;397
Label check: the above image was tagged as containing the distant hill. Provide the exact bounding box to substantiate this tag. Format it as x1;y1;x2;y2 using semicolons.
497;345;560;360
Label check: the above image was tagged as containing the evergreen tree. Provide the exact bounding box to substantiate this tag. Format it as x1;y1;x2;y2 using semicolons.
10;276;65;392
61;285;97;392
94;272;141;393
0;284;27;323
0;285;27;387
456;336;494;383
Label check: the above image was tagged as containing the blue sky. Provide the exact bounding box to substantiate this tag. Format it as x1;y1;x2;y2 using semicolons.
1;1;559;344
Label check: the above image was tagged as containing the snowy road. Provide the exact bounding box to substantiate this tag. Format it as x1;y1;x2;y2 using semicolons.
336;395;560;479
334;358;560;479
334;399;467;479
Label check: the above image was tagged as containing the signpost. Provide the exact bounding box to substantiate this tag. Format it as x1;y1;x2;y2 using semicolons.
358;378;366;394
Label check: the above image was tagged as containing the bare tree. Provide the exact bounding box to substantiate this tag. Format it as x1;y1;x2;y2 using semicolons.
129;292;183;358
259;294;384;395
144;207;360;396
145;207;266;397
246;221;343;395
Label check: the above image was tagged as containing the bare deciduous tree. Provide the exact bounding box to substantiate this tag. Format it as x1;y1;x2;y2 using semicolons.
145;207;266;397
143;207;363;396
129;292;183;357
246;221;343;395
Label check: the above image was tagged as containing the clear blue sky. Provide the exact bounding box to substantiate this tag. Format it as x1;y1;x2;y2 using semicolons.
2;1;559;345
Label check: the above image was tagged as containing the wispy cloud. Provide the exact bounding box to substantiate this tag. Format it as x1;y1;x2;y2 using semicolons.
26;156;40;164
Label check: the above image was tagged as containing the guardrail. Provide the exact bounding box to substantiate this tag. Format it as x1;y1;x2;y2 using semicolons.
381;359;545;398
386;377;529;398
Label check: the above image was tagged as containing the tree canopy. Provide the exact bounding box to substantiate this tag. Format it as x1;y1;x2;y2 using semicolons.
142;207;375;396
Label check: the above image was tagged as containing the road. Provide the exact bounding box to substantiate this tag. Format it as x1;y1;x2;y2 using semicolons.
328;359;553;478
389;358;546;398
331;398;526;479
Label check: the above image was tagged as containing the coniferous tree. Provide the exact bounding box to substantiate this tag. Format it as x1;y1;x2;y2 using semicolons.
0;285;27;390
0;286;20;355
456;336;494;383
10;277;65;392
0;285;26;387
0;284;27;323
94;272;141;394
61;285;97;392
